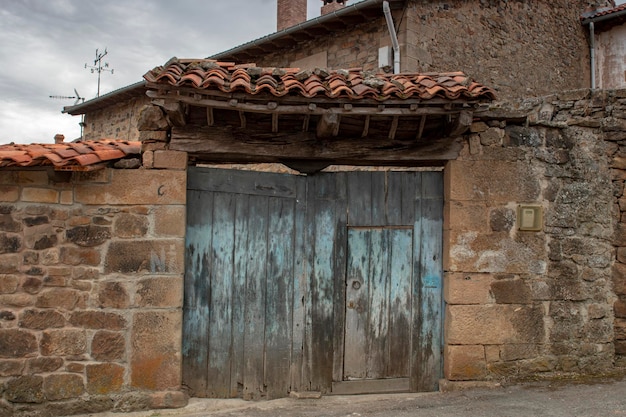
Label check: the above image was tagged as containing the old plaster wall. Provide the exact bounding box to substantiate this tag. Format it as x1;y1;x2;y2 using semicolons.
595;22;626;90
0;166;187;417
444;89;626;382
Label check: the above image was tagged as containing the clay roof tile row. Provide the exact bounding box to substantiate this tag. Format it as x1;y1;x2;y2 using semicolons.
0;140;141;170
144;59;496;101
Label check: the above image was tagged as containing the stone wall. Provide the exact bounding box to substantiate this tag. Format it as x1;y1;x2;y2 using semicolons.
0;165;187;417
82;95;151;142
444;89;626;382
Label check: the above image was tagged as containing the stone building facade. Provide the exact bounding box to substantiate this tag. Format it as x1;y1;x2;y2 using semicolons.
0;162;187;417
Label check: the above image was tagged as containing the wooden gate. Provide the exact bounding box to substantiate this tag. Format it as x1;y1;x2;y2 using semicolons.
183;167;443;399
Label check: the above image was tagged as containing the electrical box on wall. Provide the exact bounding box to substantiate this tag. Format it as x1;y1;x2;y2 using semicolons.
517;205;543;231
378;46;392;69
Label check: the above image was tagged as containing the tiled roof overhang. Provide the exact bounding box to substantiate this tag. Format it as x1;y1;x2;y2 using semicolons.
0;140;141;171
144;59;496;105
581;3;626;25
210;0;406;63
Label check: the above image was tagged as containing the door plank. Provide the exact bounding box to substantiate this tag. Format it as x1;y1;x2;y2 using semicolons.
183;189;213;396
243;195;269;400
188;167;299;198
344;228;371;379
264;197;295;399
347;171;372;226
230;194;250;397
365;229;389;379
331;173;348;384
387;229;413;378
206;193;236;397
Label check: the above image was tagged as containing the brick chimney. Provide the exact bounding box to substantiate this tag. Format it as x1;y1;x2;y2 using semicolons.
321;0;346;15
277;0;308;31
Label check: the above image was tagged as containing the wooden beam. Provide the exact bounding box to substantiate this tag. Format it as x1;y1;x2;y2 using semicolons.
170;125;465;163
317;113;341;139
447;110;473;137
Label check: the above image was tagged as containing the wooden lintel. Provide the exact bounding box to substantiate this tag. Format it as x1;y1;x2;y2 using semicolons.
268;101;278;110
239;111;247;129
170;125;465;163
317;113;340;139
447;110;473;137
389;116;399;140
207;107;214;126
272;113;279;133
417;115;427;140
362;115;371;138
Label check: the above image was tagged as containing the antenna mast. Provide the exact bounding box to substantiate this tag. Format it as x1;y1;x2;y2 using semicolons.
85;48;114;97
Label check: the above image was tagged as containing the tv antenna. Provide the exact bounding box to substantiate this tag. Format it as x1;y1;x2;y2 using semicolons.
49;89;86;139
85;48;114;97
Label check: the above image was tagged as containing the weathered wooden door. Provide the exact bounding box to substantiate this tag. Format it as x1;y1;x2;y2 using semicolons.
183;167;443;399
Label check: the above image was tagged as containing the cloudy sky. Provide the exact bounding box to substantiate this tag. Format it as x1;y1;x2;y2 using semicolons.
0;0;339;144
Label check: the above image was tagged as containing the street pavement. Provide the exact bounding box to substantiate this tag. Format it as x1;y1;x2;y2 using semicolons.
79;376;626;417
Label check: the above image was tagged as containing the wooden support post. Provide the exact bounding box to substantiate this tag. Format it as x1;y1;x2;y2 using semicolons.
239;111;247;129
207;107;214;126
417;115;427;140
361;115;370;138
389;116;399;140
302;114;311;132
272;113;279;133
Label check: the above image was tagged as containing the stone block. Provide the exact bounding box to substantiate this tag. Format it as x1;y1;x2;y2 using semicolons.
616;318;626;339
26;357;63;373
0;293;34;307
480;128;504;146
86;363;125;395
446;304;545;345
0;360;24;376
500;344;539;361
0;233;22;254
66;225;111;247
21;277;42;294
150;391;188;409
447;230;546;274
0;213;20;233
0;310;15;321
60;246;101;266
44;374;84;401
0;329;38;357
105;239;184;274
470;121;488;133
0;186;19;202
131;311;182;390
21;188;59;204
69;311;127;330
41;330;87;356
444;201;490;232
489;208;516;232
137;105;168;131
75;169;186;205
135;277;183;308
113;213;148;238
490;278;532;304
0;275;18;294
444;345;487;381
60;190;73;205
143;150;154;169
113;392;152;413
5;375;44;403
97;281;130;309
91;331;125;361
153;151;188;170
154;206;186;237
0;254;19;273
139;130;169;142
446;160;540;202
17;171;48;185
36;288;82;310
444;273;494;305
19;309;66;330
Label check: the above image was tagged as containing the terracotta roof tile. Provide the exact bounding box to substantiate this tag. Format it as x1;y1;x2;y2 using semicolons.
0;140;141;170
582;3;626;20
144;59;496;102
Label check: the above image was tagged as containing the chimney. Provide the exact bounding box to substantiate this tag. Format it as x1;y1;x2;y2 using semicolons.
321;0;346;15
54;134;65;144
277;0;308;31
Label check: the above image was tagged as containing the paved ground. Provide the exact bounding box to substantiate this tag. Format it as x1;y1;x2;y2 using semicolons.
80;377;626;417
